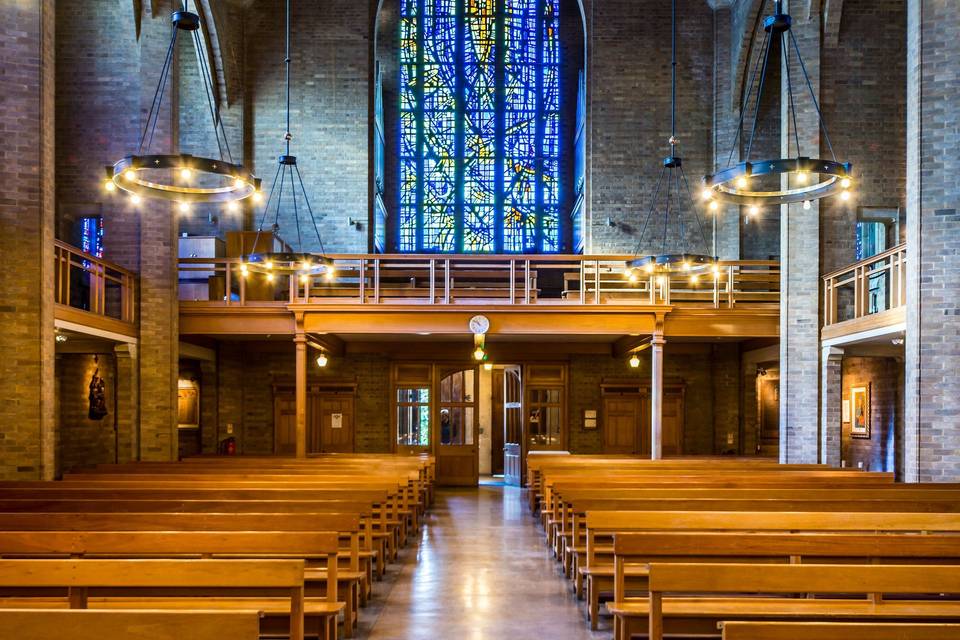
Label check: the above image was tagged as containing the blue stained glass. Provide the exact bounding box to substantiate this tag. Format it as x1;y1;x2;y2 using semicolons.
400;0;560;253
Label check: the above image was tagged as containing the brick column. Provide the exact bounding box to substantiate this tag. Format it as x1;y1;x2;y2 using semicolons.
820;346;843;467
778;0;822;464
0;0;56;480
904;0;960;482
137;6;179;461
199;358;219;454
114;344;139;463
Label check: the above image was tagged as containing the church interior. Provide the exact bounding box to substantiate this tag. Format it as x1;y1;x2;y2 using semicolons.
1;0;959;638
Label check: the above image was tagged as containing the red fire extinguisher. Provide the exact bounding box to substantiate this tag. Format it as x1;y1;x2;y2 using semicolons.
220;436;236;456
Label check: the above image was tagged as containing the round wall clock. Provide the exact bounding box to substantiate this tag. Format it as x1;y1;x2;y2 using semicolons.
469;315;490;335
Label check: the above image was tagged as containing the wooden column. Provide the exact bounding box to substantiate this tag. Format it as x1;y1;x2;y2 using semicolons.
294;327;307;459
650;326;666;461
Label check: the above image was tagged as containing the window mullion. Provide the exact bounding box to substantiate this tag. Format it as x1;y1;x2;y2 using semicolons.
495;0;505;254
534;0;545;253
416;0;426;252
455;0;465;252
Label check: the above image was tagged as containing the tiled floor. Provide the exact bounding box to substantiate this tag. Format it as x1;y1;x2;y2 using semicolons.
357;484;607;640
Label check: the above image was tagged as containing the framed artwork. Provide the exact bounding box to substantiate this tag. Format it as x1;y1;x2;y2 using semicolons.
842;399;851;423
583;409;598;430
177;381;199;429
850;384;871;438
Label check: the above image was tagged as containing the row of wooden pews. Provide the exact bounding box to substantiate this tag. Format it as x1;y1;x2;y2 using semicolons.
0;454;434;640
528;454;960;639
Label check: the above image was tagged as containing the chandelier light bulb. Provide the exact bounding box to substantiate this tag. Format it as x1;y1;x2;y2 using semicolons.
711;264;721;276
628;272;639;284
749;205;759;217
234;177;244;189
629;354;640;368
682;261;691;271
265;261;273;270
796;171;808;184
736;176;749;189
240;263;249;277
302;260;311;271
690;274;699;285
644;262;655;274
841;178;852;189
178;202;190;214
701;188;713;201
841;190;851;202
803;200;811;210
104;180;116;192
227;201;239;213
709;200;719;212
252;191;263;204
266;272;274;282
300;274;308;284
124;170;136;181
316;353;328;368
130;194;142;205
623;267;633;278
325;269;334;281
180;168;192;180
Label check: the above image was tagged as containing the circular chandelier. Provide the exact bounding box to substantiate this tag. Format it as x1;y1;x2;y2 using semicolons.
103;4;259;206
243;0;333;284
625;0;716;283
702;0;853;209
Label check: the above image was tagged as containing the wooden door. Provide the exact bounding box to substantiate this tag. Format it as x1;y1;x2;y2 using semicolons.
503;366;523;486
274;395;297;455
639;386;684;456
435;365;479;486
603;395;641;453
317;395;354;453
491;369;505;476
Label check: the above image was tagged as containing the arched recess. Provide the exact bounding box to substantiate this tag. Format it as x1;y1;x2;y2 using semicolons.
370;0;588;254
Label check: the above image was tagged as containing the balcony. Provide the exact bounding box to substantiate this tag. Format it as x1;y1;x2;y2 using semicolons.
178;254;780;339
54;240;137;338
822;243;906;343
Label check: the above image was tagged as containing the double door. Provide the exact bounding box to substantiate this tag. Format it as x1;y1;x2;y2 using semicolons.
274;389;355;454
602;384;684;456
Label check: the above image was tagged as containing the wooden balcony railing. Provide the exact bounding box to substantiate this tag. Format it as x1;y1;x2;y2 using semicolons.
54;240;136;326
179;254;780;310
822;243;906;328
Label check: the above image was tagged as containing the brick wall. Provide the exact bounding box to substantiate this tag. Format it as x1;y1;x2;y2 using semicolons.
212;345;392;454
589;0;717;255
245;0;371;253
0;0;56;480
820;0;906;274
904;0;960;482
841;356;899;473
58;354;117;474
568;346;735;456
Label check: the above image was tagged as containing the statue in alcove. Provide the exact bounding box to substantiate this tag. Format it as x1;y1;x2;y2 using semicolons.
88;356;108;420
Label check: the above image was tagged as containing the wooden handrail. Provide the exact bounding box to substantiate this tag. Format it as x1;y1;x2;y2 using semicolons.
54;240;137;325
822;244;906;328
179;252;779;310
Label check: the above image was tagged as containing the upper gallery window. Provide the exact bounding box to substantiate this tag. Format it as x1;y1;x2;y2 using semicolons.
398;0;560;253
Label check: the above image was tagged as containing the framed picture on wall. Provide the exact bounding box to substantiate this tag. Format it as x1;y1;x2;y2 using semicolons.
841;399;851;423
851;384;871;439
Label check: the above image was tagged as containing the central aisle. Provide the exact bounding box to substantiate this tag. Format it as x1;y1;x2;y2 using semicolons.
360;483;607;640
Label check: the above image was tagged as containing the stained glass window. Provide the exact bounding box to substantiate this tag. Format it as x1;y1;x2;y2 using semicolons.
400;0;560;253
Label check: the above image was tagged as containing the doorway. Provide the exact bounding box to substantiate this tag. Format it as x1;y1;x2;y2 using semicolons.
600;380;685;456
273;384;357;454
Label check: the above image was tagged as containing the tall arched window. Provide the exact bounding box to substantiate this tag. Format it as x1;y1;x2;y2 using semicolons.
399;0;560;253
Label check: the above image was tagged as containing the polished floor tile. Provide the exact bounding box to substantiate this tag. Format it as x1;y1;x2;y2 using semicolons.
358;485;607;640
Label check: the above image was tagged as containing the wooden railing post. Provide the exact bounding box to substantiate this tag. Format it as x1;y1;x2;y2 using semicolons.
359;258;366;303
524;260;532;304
509;260;516;304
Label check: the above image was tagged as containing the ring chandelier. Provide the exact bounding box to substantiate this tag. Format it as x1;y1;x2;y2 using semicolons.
702;0;853;209
103;5;259;207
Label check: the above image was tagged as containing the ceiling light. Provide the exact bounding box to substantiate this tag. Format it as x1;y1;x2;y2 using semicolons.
316;353;328;367
629;354;640;368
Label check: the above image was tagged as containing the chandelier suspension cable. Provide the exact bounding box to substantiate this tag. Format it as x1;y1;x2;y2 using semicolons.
629;0;712;269
189;10;234;164
245;0;331;276
138;23;178;155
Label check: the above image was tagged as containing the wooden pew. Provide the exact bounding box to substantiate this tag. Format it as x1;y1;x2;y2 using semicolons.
0;609;262;640
0;513;362;636
606;532;960;636
721;621;960;640
0;559;317;640
0;531;345;638
645;563;960;640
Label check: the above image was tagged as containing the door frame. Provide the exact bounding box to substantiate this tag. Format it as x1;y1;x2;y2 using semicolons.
273;381;358;454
